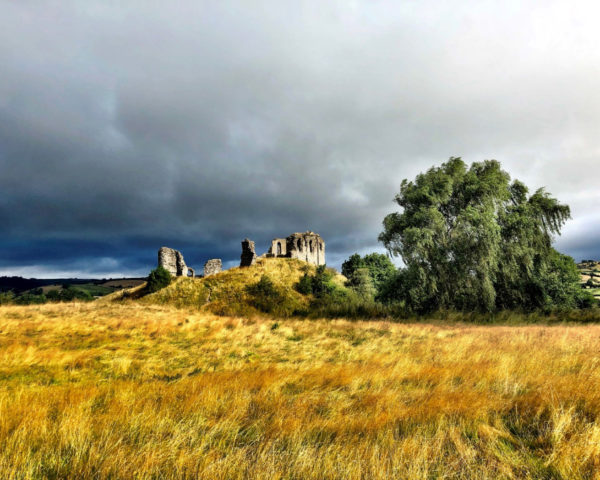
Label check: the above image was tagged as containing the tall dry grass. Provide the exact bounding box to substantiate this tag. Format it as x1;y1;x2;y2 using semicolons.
1;302;600;478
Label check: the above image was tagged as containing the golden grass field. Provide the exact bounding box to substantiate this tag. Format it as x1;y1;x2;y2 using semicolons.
1;302;600;479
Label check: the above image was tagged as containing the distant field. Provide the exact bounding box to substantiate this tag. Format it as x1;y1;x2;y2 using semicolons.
100;278;145;289
41;283;115;296
578;261;600;301
38;279;145;297
1;303;600;479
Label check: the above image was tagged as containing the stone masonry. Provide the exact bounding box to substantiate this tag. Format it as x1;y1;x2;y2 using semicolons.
267;231;325;265
157;231;324;278
204;259;222;277
240;238;257;267
158;247;189;277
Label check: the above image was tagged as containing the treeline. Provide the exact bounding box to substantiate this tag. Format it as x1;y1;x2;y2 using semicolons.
0;276;106;294
241;251;596;321
0;285;94;305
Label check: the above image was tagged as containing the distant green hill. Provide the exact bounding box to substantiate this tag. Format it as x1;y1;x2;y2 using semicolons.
0;276;145;295
578;260;600;300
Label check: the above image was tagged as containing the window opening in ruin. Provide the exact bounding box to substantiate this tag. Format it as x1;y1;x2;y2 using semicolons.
277;242;282;255
297;239;302;251
319;242;323;251
309;240;314;252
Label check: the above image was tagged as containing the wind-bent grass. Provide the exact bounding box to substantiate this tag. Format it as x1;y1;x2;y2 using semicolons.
1;302;600;479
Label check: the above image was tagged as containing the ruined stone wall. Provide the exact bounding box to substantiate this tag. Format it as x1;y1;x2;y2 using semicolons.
157;232;324;278
267;238;287;257
204;259;222;277
158;247;189;277
286;232;325;265
240;238;257;267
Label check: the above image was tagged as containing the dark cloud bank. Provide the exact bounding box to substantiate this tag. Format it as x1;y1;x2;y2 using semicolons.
1;1;599;277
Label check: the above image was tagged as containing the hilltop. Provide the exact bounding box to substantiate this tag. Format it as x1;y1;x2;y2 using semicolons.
105;257;346;317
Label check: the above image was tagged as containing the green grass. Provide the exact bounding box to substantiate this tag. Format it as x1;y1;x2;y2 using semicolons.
42;283;116;297
72;284;115;296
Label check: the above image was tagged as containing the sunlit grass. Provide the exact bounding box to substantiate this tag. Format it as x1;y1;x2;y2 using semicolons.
104;257;347;317
1;302;600;478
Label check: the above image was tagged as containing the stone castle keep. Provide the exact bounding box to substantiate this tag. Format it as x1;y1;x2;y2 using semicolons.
158;231;325;277
266;231;325;265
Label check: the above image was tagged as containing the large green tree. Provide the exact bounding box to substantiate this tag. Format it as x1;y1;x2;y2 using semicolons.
341;252;396;294
379;157;587;312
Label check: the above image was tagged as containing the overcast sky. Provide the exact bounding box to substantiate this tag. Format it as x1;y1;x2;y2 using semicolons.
1;0;599;278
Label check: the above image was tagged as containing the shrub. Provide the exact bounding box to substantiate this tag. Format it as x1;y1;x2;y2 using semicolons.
147;266;172;293
73;289;93;302
15;293;47;305
295;265;337;298
246;275;300;317
304;266;380;317
346;267;376;300
0;291;15;305
342;253;396;294
60;286;93;302
376;269;407;304
308;287;406;319
296;273;313;294
576;290;598;309
311;265;335;297
60;287;77;301
46;290;60;301
40;286;94;303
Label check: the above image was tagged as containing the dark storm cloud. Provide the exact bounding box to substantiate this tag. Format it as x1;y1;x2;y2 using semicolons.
1;0;599;277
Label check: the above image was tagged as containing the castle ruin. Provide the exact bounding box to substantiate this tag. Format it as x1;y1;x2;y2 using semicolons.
267;231;325;266
158;247;194;277
158;231;325;277
204;259;222;277
240;238;257;267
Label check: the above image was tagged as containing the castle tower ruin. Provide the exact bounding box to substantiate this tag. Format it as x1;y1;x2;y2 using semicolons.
267;231;325;265
240;238;257;267
158;247;189;277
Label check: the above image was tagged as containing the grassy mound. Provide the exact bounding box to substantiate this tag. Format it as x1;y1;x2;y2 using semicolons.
108;257;345;317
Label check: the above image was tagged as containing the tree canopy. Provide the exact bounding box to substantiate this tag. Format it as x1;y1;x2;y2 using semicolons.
341;252;396;295
379;157;590;312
